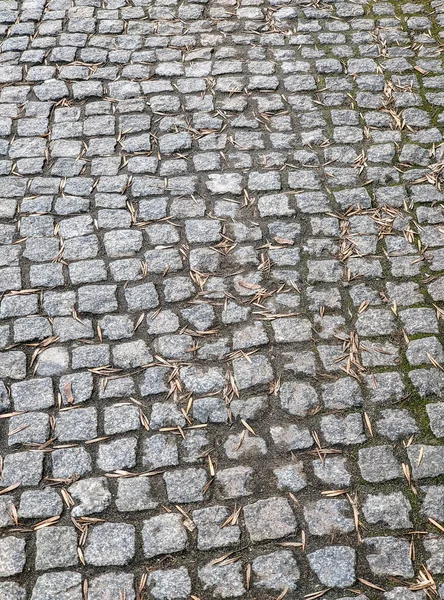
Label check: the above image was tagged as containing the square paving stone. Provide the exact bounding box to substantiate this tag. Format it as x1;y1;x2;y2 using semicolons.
69;477;111;517
364;537;414;577
124;282;159;311
243;497;296;542
77;285;117;314
8;412;49;446
407;445;444;479
364;372;406;404
252;550;300;591
358;446;402;482
322;377;363;409
321;413;366;445
150;402;186;430
99;314;134;340
384;589;422;600
274;463;307;493
30;263;64;288
116;477;158;512
51;447;92;479
193;505;241;550
356;308;396;336
376;409;419;440
224;432;268;458
55;407;97;441
30;572;82;600
143;433;178;469
104;403;140;435
72;344;110;370
140;366;170;396
279;381;320;417
421;485;444;521
163;468;207;503
0;537;26;577
0;495;14;528
362;492;412;529
96;437;137;472
0;381;10;414
304;499;354;536
313;456;352;486
230;395;267;421
53;316;94;341
409;369;444;399
407;336;444;367
84;522;135;566
307;546;356;588
232;354;274;390
87;573;135;600
35;526;78;570
179;365;225;395
271;317;311;343
147;567;191;600
36;347;69;376
11;377;54;411
142;513;188;558
426;403;444;437
424;534;444;574
233;321;268;350
270;423;312;451
1;451;44;487
112;339;152;368
59;372;94;405
13;316;52;342
199;562;245;598
179;429;210;463
400;308;438;334
0;582;26;600
18;489;63;519
99;376;135;399
192;397;228;423
215;466;255;499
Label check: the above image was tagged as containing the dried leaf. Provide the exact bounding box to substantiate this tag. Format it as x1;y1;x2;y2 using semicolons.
304;589;331;600
357;578;385;592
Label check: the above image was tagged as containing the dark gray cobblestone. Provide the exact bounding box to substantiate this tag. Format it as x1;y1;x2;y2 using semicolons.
0;0;444;596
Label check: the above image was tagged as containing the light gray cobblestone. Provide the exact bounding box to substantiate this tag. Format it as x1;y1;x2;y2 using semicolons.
0;0;444;595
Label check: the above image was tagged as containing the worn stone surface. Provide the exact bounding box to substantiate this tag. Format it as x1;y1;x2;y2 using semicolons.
362;492;412;529
148;567;191;600
1;0;444;596
87;573;135;600
307;546;356;588
142;513;188;559
303;499;354;536
252;550;300;591
199;562;245;598
0;537;26;577
35;527;78;571
365;537;414;578
83;523;135;567
193;505;240;550
69;477;111;517
30;572;82;600
243;497;296;542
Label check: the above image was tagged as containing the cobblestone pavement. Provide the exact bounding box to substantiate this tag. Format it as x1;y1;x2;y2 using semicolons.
3;0;444;597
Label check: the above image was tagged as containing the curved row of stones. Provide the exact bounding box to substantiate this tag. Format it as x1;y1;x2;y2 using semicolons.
1;0;444;596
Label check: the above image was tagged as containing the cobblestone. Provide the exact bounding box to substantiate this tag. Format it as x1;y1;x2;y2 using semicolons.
307;546;356;588
83;522;135;566
30;572;82;600
35;527;78;571
142;513;188;558
0;0;444;595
